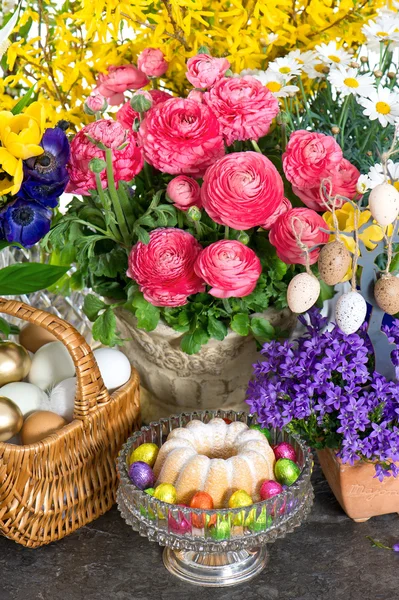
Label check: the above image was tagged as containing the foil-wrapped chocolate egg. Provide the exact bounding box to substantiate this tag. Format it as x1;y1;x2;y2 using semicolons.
128;461;155;490
128;443;159;467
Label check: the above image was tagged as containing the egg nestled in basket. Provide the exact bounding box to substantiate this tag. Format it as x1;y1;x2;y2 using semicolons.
0;319;132;444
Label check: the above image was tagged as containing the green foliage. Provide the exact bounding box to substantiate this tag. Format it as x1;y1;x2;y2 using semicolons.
0;263;69;295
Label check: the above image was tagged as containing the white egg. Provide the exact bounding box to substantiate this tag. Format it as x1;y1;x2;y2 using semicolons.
368;182;399;226
335;291;367;334
28;341;75;391
287;272;321;314
93;348;131;391
48;377;76;422
0;382;48;417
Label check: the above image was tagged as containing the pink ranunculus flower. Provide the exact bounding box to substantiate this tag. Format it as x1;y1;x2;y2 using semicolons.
194;240;262;298
84;90;108;115
127;228;205;307
262;197;292;229
95;65;149;106
292;158;361;211
187;90;204;103
269;207;329;265
66;120;143;195
138;48;168;77
201;152;284;230
149;89;172;105
138;97;225;176
116;102;140;130
203;76;279;146
283;130;343;189
186;54;230;89
166;176;201;211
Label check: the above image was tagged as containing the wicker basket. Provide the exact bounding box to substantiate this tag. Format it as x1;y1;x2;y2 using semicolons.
0;298;140;548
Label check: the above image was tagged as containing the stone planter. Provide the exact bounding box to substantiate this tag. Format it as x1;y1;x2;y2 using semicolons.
116;307;296;422
317;448;399;522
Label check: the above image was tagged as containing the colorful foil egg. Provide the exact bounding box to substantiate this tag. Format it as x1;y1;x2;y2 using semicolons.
275;458;301;486
273;442;297;463
246;507;273;533
228;489;253;526
190;491;215;528
210;517;231;541
153;483;177;504
128;461;155;490
128;443;159;467
168;505;192;535
260;480;284;501
249;423;272;443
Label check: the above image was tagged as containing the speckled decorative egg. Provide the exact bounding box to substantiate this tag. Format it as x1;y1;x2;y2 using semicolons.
128;461;155;490
318;241;351;286
374;276;399;315
274;458;301;486
153;483;177;504
249;423;272;443
287;272;320;314
260;480;284;501
128;443;159;467
335;291;367;334
368;182;399;226
273;442;297;463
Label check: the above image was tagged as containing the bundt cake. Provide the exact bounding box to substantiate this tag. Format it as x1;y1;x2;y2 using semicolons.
153;417;276;508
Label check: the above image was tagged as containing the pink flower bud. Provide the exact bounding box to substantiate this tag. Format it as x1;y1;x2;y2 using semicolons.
138;48;168;78
166;176;202;211
84;91;108;115
187;90;204;103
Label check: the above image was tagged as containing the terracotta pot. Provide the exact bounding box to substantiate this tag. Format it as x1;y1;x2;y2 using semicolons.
317;448;399;522
115;306;296;422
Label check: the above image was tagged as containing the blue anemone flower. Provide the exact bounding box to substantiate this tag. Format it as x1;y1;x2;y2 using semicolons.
1;199;52;247
19;127;70;208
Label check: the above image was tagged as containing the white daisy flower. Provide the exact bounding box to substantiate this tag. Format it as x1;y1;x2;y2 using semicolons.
315;41;352;66
358;88;399;127
303;60;327;80
362;16;399;51
328;66;375;97
356;175;371;194
360;160;399;191
268;56;302;78
286;49;317;68
239;69;299;98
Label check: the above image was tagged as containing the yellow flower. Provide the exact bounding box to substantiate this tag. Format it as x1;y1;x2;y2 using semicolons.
0;110;43;160
0;148;23;195
323;202;388;253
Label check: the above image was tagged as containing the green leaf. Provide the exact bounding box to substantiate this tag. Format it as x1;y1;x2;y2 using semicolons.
197;45;210;54
0;264;69;295
131;292;160;331
135;226;150;244
207;315;227;341
316;279;335;308
0;240;24;251
181;328;209;354
11;85;36;115
92;308;121;346
230;313;250;336
0;316;11;337
250;317;275;342
83;294;107;321
89;247;128;279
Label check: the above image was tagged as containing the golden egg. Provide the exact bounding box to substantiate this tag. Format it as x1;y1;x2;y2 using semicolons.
374;276;399;316
0;396;23;442
0;342;31;386
21;410;67;445
19;323;58;354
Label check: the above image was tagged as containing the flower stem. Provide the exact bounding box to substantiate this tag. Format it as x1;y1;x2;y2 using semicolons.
224;226;230;239
105;148;131;246
95;172;122;241
250;140;262;153
222;298;232;314
177;210;184;229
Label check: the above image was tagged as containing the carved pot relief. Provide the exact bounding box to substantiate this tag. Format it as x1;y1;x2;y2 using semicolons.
115;307;296;422
317;448;399;522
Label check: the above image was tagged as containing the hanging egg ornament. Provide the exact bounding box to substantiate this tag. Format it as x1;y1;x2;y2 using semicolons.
275;458;301;486
335;291;367;335
0;396;23;442
287;272;320;314
273;441;297;463
368;182;399;226
128;443;159;467
249;423;272;443
318;241;351;286
260;480;284;501
374;275;399;315
0;342;31;387
128;461;155;490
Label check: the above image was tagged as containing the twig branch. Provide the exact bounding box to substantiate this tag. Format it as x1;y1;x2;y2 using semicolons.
120;10;190;51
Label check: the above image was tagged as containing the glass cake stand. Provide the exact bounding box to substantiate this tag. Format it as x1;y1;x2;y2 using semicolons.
117;410;314;587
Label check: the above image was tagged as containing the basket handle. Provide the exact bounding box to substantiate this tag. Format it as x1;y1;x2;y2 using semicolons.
0;298;110;420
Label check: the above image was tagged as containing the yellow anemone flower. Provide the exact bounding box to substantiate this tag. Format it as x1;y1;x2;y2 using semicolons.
0;110;43;160
0;148;23;195
323;202;388;253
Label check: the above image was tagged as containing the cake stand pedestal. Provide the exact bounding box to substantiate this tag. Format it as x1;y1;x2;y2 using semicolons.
163;546;269;587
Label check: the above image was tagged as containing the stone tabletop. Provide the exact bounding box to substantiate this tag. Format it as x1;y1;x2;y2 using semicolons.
0;463;398;600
